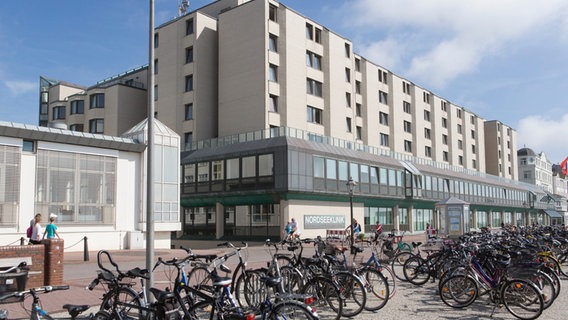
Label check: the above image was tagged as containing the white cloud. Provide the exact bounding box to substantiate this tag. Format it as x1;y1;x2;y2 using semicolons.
341;0;568;89
517;114;568;163
4;80;36;96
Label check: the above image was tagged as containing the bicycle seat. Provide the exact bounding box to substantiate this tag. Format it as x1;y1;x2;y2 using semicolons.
192;254;217;262
213;276;232;287
260;276;282;288
126;267;150;279
62;304;90;318
149;288;175;302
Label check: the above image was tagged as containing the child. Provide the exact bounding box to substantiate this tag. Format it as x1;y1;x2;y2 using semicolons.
42;213;61;240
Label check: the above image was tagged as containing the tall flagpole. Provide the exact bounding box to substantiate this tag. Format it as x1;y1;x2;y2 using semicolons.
146;0;155;293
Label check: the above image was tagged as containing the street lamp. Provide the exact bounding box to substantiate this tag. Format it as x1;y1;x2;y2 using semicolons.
347;177;357;253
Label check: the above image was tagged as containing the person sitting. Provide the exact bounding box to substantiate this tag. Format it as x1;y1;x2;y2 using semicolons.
346;218;362;241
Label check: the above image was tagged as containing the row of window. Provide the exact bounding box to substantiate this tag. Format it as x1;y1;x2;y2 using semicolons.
182;154;274;183
313;155;526;202
51;94;105;120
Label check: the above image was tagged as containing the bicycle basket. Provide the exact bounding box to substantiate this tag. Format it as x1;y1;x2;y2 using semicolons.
0;266;28;304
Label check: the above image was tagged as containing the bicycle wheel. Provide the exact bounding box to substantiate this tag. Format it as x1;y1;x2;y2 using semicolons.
241;270;268;308
185;300;216;320
276;254;293;268
187;266;213;291
379;264;397;298
300;276;343;320
268;300;318;320
439;275;478;308
93;310;112;320
541;265;561;300
335;271;367;317
518;270;556;310
403;256;431;285
502;278;543;320
99;286;143;320
391;251;413;281
280;265;304;294
359;267;389;311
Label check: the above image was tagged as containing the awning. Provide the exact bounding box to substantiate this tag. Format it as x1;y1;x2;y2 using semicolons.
400;160;421;175
542;209;563;219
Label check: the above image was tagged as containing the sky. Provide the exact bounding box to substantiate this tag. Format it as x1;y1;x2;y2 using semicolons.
1;0;567;163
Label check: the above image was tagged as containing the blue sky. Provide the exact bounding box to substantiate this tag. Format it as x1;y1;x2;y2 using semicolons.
1;0;567;163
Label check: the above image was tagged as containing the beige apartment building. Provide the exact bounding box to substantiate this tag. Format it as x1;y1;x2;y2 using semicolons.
39;66;148;136
37;0;543;241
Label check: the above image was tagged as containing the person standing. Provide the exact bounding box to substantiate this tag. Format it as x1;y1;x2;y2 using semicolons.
29;213;43;245
373;220;383;241
42;213;61;240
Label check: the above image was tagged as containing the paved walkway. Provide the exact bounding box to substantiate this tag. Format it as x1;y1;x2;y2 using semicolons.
2;237;567;319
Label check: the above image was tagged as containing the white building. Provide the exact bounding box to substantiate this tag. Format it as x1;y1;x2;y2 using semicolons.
0;119;180;251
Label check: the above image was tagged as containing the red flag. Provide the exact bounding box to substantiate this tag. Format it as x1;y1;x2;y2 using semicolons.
561;157;568;175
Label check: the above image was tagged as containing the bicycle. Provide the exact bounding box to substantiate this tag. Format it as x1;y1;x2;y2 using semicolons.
0;285;94;320
175;250;320;320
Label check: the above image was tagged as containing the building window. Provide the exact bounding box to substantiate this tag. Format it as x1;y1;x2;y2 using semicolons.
154;33;159;48
315;28;322;43
472;144;476;154
459;156;463;165
458;140;463;150
269;4;277;22
306;51;321;70
269;34;277;52
425;146;432;158
356;126;362;139
404;140;412;153
154;59;158;74
441;100;447;111
346;117;352;132
442;134;448;145
457;109;462;118
185;47;194;63
345;93;351;108
269;64;278;82
442;117;447;128
89;93;104;109
380;133;389;147
306;23;313;40
345;43;350;58
473;159;477;169
185;75;193;92
186;18;194;35
457;124;462;134
471;130;476;139
379;112;388;126
355;58;361;72
403;101;411;113
443;151;449;162
70;100;84;115
402;81;411;94
154;85;158;101
307;105;322;124
424;128;431;140
355;81;361;94
69;124;84;132
471;115;476;124
424;110;430;122
23;140;35;152
379;90;388;104
89;119;104;133
345;68;351;82
423;92;431;103
185;103;193;120
378;70;388;84
269;95;278;112
306;78;322;97
356;103;361;117
403;120;412;133
184;132;193;146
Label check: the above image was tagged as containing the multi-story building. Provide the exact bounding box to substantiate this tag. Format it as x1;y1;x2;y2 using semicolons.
39;66;148;136
34;0;557;240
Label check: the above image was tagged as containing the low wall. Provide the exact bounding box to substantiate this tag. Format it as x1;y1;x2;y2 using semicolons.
0;239;64;288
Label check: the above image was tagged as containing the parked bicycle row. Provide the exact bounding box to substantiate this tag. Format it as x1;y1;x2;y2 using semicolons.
1;224;566;319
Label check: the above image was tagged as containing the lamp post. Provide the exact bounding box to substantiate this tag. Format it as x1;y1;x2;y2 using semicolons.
347;177;357;253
